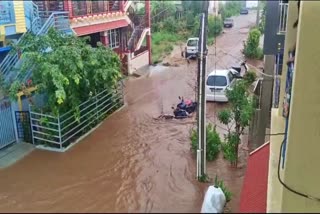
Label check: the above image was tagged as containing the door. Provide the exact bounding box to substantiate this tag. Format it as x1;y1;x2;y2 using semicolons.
15;111;32;144
0;102;16;149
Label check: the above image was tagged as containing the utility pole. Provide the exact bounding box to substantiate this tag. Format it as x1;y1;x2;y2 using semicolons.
196;0;209;180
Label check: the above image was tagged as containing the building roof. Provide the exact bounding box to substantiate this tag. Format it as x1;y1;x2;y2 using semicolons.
239;142;270;213
73;19;129;36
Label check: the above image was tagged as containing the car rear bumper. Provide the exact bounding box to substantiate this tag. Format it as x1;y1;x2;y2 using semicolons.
206;94;228;102
224;24;233;27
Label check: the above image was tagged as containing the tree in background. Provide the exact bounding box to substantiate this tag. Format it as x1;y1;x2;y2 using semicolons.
219;1;243;21
259;2;267;34
243;28;263;60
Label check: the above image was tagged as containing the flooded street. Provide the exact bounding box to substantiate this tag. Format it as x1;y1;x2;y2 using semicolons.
0;13;256;213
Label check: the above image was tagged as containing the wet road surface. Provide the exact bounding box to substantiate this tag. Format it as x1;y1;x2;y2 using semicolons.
0;12;256;213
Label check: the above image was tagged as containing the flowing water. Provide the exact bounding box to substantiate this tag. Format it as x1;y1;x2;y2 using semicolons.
0;12;257;213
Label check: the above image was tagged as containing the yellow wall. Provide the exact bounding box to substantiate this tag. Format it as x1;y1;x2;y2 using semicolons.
278;1;298;116
13;1;27;33
0;1;27;43
280;1;320;212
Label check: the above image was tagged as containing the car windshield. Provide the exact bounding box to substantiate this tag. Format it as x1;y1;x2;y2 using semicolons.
187;40;198;47
207;75;228;87
225;19;232;22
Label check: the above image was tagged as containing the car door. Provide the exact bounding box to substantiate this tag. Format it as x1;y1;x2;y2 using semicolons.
227;71;236;89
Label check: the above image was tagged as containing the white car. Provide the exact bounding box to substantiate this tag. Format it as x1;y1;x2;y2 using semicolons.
206;69;238;102
185;37;199;58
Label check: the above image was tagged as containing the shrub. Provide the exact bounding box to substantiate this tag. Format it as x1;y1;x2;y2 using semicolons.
243;70;257;85
243;28;262;59
208;15;223;38
214;176;232;202
208;37;215;46
190;123;222;161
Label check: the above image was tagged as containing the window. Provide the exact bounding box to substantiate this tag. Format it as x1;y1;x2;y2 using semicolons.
48;0;64;11
228;72;234;84
108;29;120;49
206;75;228;87
0;1;15;25
92;1;107;14
187;40;198;47
72;0;87;16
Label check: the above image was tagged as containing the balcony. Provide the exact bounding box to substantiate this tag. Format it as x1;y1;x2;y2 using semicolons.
278;2;288;34
71;0;122;18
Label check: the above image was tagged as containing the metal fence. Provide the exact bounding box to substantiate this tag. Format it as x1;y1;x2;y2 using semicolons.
29;87;124;151
0;100;16;149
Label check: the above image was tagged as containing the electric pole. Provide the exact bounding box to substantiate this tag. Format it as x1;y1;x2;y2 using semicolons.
196;0;209;180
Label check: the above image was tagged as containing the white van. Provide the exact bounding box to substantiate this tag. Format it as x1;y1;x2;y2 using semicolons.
185;37;199;58
205;69;237;102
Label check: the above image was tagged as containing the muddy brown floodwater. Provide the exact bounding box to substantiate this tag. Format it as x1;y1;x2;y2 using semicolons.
0;13;257;213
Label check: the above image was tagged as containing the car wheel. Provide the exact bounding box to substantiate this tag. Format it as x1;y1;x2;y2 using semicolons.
185;52;189;59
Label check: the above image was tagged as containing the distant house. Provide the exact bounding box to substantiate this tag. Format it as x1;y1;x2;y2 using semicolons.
0;1;27;63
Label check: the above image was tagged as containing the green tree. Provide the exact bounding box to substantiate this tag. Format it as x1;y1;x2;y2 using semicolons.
9;28;122;115
243;28;263;59
220;1;242;20
208;15;223;38
218;80;255;167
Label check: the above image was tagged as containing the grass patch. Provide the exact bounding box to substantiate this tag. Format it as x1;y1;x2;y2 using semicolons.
152;32;181;64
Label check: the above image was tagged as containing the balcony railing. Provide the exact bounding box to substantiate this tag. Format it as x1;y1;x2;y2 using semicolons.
278;2;289;34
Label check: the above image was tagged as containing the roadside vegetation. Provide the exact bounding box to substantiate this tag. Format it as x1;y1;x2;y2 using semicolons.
243;28;264;60
219;1;244;21
7;28;122;115
218;72;257;167
150;1;224;64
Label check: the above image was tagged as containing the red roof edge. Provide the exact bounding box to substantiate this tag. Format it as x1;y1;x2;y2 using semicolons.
239;142;270;213
73;19;129;36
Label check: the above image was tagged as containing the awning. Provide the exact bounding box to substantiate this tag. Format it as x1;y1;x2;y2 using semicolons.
73;19;129;36
239;142;270;213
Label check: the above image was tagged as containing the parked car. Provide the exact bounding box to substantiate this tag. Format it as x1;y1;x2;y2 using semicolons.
205;69;239;102
185;37;199;59
240;8;249;15
223;18;234;28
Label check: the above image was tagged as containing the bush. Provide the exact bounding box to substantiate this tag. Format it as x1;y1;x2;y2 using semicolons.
208;37;215;46
214;176;232;202
243;28;262;59
208;15;223;38
243;70;257;85
190;123;222;161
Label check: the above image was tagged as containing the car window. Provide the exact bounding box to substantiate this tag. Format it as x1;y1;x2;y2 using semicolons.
187;40;198;47
228;72;234;84
207;75;228;87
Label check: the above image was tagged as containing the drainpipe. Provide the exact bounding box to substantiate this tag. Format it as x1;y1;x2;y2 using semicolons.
145;0;152;65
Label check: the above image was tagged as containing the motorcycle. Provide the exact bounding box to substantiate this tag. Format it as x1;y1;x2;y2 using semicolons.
154;97;197;120
230;61;248;77
177;96;198;114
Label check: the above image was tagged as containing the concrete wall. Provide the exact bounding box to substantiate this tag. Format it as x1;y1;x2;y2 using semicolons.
128;50;149;75
263;1;285;55
280;1;320;212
